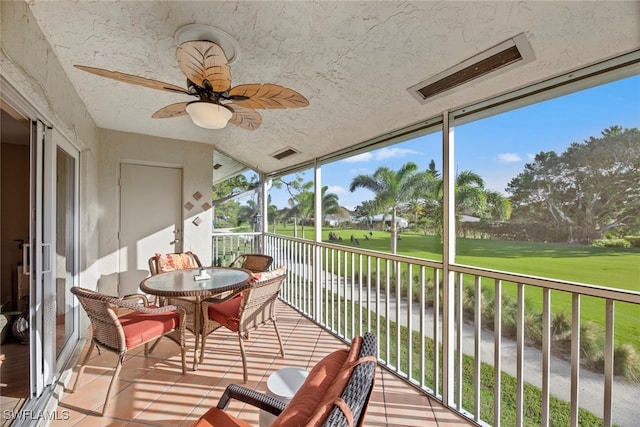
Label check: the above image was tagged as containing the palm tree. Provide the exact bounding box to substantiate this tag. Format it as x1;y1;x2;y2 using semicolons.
350;162;425;253
320;185;340;216
237;199;257;227
427;170;510;237
354;200;380;230
293;184;341;237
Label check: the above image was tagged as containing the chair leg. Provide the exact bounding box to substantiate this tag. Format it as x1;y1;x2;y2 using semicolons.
199;331;207;364
72;343;95;392
148;336;163;354
100;361;123;416
238;333;248;383
273;320;285;358
180;341;187;374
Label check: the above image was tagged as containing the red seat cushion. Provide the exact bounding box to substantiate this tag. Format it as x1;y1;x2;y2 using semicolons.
192;407;253;427
207;294;243;332
119;311;180;349
270;336;363;427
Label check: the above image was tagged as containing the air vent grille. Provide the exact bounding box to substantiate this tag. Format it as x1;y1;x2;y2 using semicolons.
272;148;298;160
418;45;522;99
408;33;534;103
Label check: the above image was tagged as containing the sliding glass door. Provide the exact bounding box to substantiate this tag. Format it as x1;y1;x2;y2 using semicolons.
28;120;80;397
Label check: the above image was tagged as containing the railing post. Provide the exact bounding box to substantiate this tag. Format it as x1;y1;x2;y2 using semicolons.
441;111;455;407
313;161;322;322
570;293;581;427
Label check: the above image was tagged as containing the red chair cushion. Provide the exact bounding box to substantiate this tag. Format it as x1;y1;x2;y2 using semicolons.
119;311;180;349
207;294;243;332
192;407;253;427
270;336;363;427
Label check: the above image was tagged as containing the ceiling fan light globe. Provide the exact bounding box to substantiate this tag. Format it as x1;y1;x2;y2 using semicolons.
185;102;232;129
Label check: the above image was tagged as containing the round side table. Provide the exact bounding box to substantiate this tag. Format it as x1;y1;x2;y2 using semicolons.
259;367;308;427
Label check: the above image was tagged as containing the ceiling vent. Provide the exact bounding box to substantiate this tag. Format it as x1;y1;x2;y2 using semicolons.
271;147;299;160
408;33;535;104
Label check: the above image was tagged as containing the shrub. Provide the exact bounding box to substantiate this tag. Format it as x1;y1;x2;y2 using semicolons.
623;235;640;248
500;294;519;339
524;312;543;346
580;321;603;362
592;238;631;248
614;343;640;382
551;311;572;339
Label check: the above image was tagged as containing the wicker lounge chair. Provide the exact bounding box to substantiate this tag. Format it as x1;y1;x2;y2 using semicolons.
70;286;186;415
192;332;377;427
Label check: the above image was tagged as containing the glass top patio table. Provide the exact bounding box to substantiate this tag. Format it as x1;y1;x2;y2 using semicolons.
140;266;251;297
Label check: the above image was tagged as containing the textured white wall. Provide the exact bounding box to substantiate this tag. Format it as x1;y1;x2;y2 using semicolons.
97;129;214;295
1;1;213;313
0;1;101;301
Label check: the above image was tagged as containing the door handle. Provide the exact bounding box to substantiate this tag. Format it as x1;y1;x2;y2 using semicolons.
170;239;180;245
22;243;30;276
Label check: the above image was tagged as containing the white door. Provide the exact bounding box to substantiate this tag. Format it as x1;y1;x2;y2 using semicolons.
118;164;182;296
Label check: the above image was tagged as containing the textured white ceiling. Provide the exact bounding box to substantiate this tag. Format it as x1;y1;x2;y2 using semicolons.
26;1;640;176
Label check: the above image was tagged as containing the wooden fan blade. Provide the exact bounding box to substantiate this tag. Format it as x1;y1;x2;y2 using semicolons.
176;41;231;93
74;65;190;94
226;104;262;131
152;102;189;119
228;84;309;109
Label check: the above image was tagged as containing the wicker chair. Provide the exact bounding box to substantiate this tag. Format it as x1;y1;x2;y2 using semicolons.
192;333;377;427
228;254;273;273
70;286;186;415
148;251;203;331
199;273;286;382
148;251;202;275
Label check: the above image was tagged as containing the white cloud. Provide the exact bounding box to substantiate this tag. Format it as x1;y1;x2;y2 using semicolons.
498;152;522;162
343;153;372;162
349;167;369;176
375;147;420;160
341;147;420;163
326;185;347;194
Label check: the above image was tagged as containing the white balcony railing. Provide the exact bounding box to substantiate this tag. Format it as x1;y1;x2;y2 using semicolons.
211;231;261;267
214;232;640;427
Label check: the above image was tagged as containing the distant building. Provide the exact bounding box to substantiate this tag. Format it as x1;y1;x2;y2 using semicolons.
360;214;409;229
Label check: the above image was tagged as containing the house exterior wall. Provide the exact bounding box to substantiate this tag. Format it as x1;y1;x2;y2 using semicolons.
97;129;214;295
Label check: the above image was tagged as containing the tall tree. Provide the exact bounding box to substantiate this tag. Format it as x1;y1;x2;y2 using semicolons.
350;162;425;253
427;170;510;237
507;126;640;242
354;200;380;228
274;174;307;237
290;184;340;237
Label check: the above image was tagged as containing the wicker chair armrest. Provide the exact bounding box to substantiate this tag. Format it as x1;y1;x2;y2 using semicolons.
202;280;252;305
121;293;150;306
216;384;287;416
202;287;247;305
111;298;183;315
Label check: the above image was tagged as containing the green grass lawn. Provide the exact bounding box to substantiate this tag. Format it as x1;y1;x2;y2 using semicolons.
273;225;640;348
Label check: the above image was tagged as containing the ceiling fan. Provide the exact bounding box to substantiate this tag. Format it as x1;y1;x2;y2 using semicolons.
74;39;308;131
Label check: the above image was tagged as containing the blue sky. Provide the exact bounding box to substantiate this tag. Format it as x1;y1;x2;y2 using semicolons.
266;74;639;211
